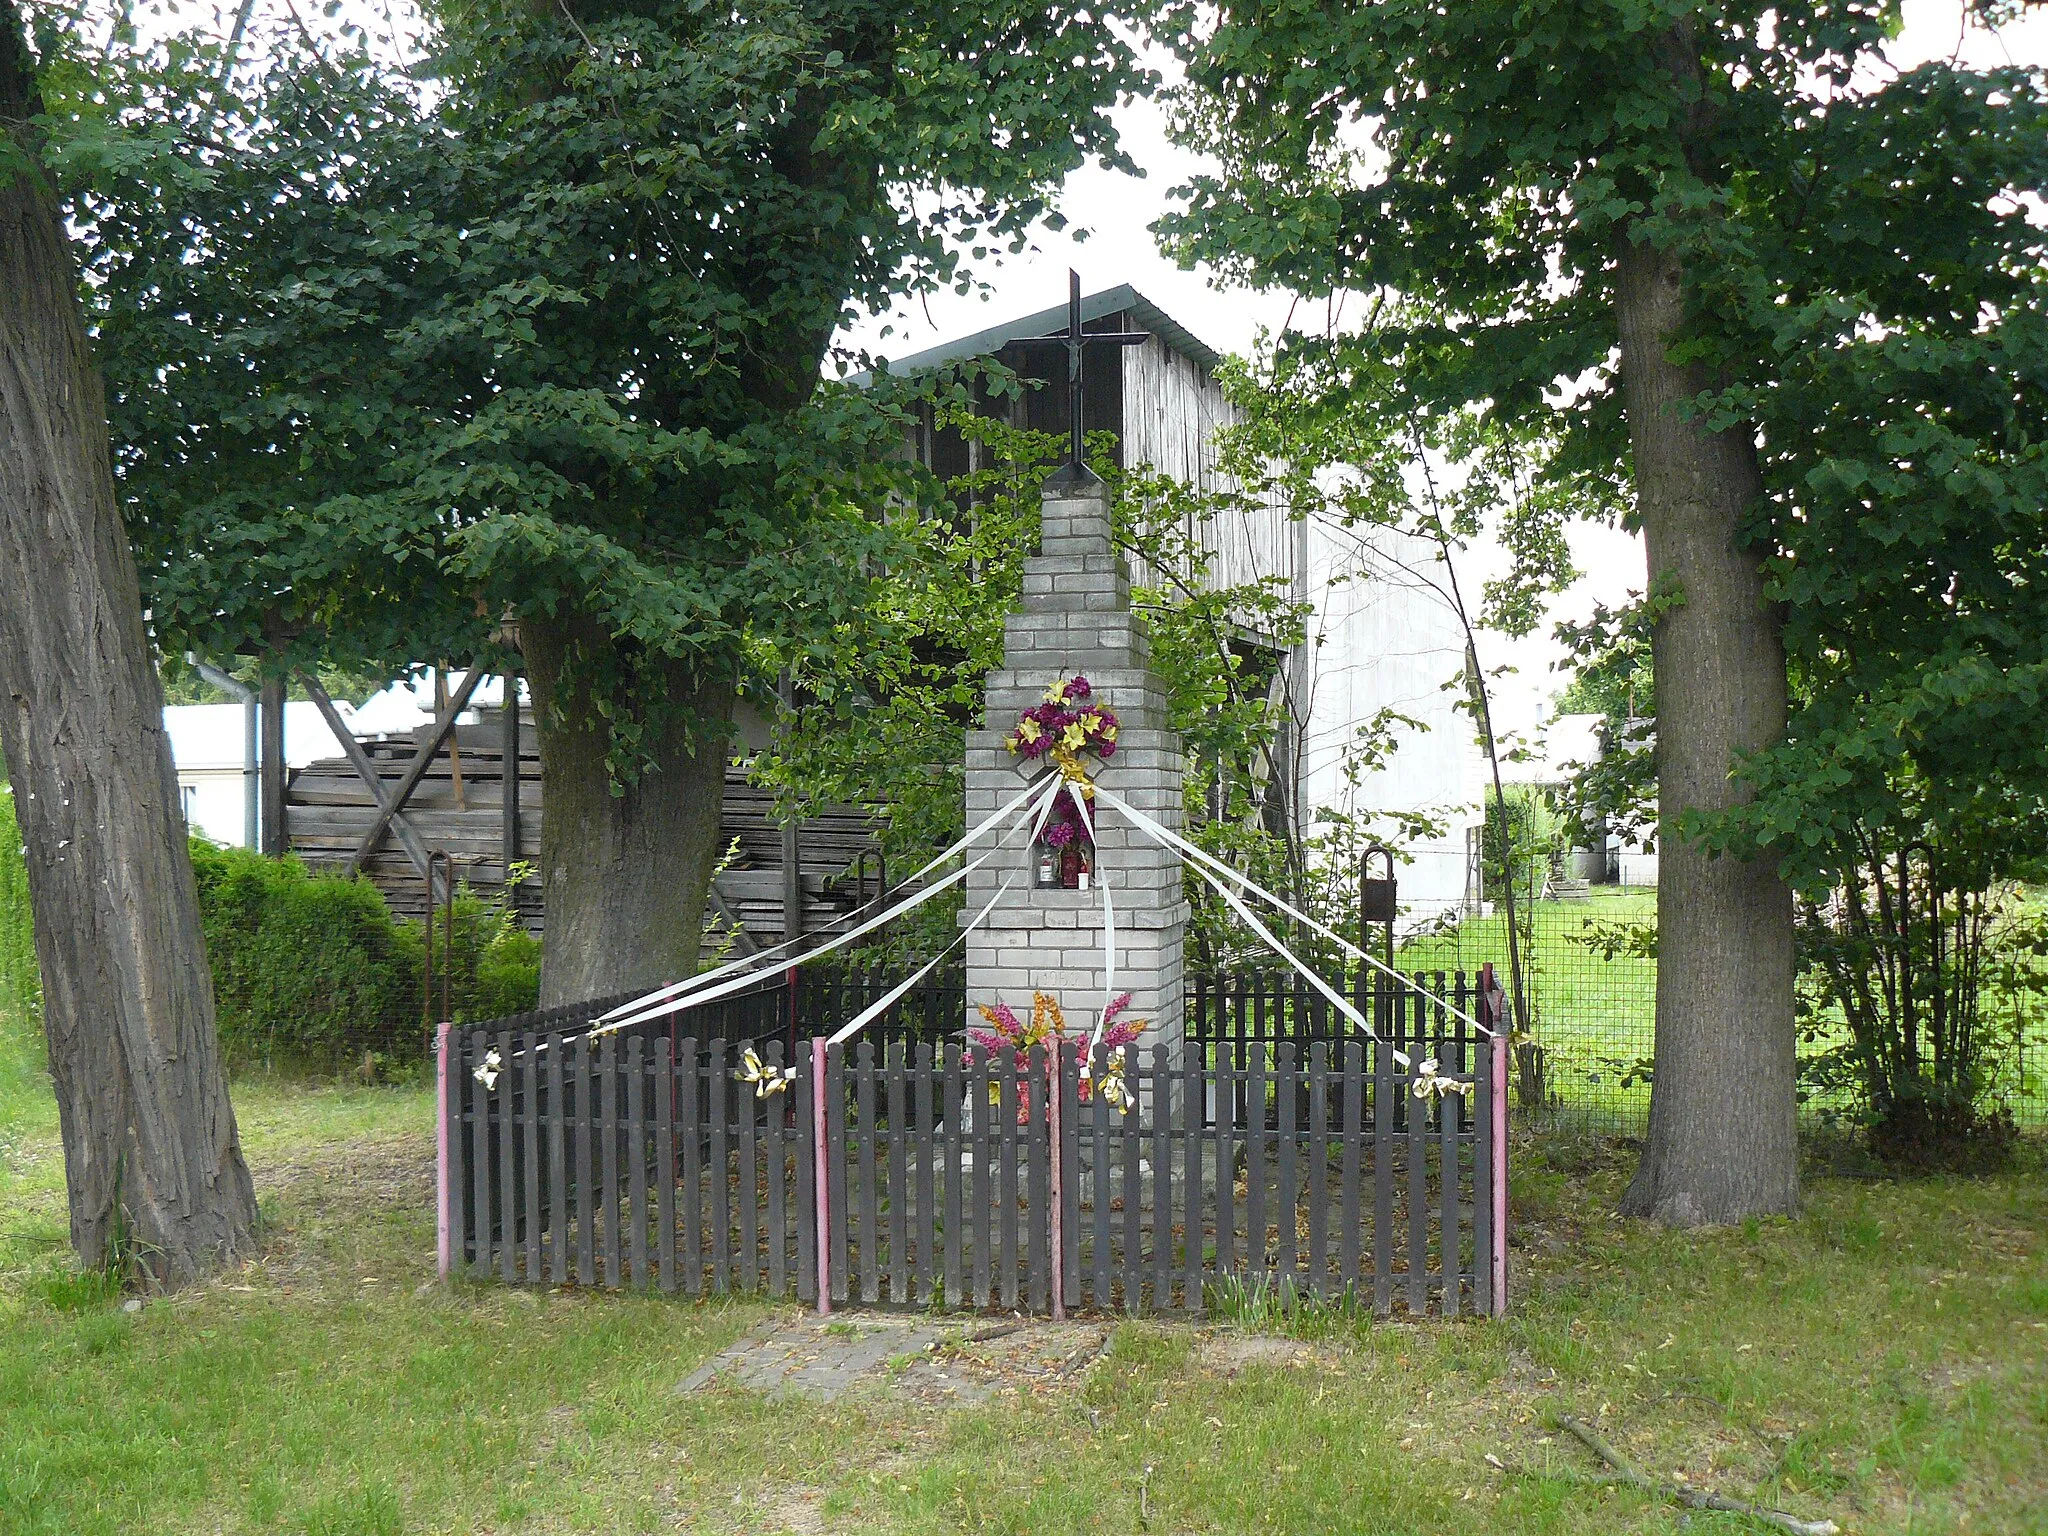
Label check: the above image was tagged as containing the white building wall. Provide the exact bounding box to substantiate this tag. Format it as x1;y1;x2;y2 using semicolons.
1291;519;1481;927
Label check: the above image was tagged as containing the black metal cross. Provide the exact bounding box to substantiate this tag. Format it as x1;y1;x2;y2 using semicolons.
1012;269;1149;478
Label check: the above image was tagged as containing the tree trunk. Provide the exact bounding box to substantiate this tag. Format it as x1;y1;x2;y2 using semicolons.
1613;232;1799;1225
0;6;258;1280
521;609;733;1006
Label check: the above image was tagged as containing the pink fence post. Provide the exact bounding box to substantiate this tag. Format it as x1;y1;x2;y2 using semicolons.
812;1037;831;1315
1486;974;1510;1318
1047;1049;1065;1320
435;1020;454;1281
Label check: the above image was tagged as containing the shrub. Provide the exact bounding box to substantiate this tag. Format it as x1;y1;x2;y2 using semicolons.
188;842;541;1070
190;841;425;1066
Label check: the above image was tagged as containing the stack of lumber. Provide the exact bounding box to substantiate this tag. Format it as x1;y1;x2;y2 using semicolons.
285;706;887;944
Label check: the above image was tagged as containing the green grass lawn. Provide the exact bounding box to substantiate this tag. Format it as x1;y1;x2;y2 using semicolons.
4;1005;2047;1535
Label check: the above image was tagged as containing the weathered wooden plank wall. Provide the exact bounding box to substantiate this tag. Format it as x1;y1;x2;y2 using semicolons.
286;705;885;938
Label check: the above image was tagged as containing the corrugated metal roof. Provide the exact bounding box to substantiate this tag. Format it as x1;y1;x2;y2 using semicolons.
848;283;1224;386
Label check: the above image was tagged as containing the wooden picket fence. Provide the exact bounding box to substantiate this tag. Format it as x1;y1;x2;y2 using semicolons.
438;971;1510;1318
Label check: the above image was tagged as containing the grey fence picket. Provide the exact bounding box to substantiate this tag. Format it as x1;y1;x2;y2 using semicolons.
971;1049;992;1309
1406;1052;1428;1316
600;1035;622;1288
1182;1045;1202;1313
708;1038;731;1292
1307;1042;1328;1298
498;1030;517;1284
522;1031;541;1282
888;1044;909;1303
857;1042;879;1304
628;1036;649;1288
767;1042;788;1300
1473;1034;1494;1318
1150;1043;1171;1310
1276;1041;1298;1296
1439;1064;1461;1315
738;1044;759;1293
1372;1034;1392;1315
657;1037;677;1295
1090;1046;1112;1311
916;1042;937;1305
1246;1043;1267;1286
573;1035;594;1285
1340;1038;1362;1294
943;1043;963;1309
826;1044;848;1304
1213;1051;1234;1281
548;1035;568;1286
796;1043;817;1305
1120;1051;1142;1313
681;1037;703;1297
998;1061;1020;1312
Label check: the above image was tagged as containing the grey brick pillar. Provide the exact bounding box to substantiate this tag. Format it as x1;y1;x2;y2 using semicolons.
964;467;1187;1078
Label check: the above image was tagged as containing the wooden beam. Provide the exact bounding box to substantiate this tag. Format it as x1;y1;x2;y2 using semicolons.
501;674;520;872
259;676;286;855
346;667;485;876
705;880;761;956
298;674;445;899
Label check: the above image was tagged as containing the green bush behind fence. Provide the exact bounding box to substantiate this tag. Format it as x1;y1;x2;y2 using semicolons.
0;784;539;1072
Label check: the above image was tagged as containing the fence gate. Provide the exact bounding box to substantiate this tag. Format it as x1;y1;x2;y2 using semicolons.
438;981;1511;1318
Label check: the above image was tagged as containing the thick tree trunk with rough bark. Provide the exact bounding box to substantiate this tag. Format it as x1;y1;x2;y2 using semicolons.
0;6;258;1280
1613;233;1799;1225
521;609;733;1006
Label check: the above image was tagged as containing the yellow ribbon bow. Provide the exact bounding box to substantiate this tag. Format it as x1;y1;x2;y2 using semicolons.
738;1047;794;1098
1081;1046;1134;1114
1410;1057;1474;1102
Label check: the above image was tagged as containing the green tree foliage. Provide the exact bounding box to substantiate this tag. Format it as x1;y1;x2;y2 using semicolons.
1160;0;2048;1216
61;0;1150;997
80;6;1147;699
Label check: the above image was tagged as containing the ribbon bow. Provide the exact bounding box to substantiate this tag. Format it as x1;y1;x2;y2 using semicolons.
737;1047;794;1098
1080;1046;1134;1114
473;1047;502;1090
1410;1056;1474;1102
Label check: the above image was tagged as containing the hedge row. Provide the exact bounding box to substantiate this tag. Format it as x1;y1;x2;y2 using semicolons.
0;784;540;1070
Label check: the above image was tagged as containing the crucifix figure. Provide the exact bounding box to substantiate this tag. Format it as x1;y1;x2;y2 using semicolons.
1012;270;1149;484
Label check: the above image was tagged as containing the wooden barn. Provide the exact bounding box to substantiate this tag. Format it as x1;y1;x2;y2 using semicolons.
282;697;885;952
884;281;1301;602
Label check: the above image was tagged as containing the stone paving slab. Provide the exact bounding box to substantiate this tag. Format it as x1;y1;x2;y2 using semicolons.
679;1315;945;1403
678;1314;1110;1406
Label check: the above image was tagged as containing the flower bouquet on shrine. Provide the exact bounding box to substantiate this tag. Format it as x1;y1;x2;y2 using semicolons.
1006;675;1119;887
970;991;1144;1120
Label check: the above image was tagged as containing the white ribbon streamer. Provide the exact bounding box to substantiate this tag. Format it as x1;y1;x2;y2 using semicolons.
1092;783;1497;1037
1067;780;1119;1056
823;780;1071;1047
1179;844;1408;1069
827;876;1017;1045
594;773;1064;1035
597;772;1058;1025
